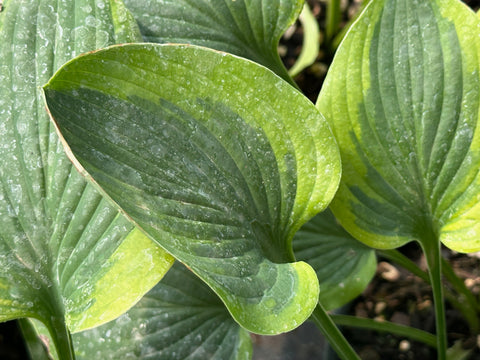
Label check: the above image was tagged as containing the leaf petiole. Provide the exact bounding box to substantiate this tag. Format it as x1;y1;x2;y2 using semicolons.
421;234;447;360
331;314;437;348
310;303;360;360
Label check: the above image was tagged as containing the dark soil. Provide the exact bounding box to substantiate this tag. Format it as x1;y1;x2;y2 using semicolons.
0;321;29;360
344;244;480;360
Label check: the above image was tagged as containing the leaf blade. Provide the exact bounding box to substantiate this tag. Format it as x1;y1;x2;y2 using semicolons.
317;0;480;253
0;0;174;350
44;43;342;334
123;0;304;84
293;209;377;310
26;262;253;360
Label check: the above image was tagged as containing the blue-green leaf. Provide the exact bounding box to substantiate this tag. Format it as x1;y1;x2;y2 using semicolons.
293;209;376;310
317;0;480;253
44;43;342;334
26;262;252;360
0;1;173;357
123;0;303;85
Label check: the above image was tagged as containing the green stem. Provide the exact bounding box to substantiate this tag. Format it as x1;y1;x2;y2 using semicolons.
421;238;447;360
441;258;480;333
18;319;52;360
378;249;429;282
441;257;480;312
331;314;437;348
310;303;360;360
41;286;76;360
47;314;76;360
325;0;341;51
379;249;480;332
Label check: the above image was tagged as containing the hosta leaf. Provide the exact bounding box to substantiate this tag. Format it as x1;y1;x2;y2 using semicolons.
122;0;303;85
25;262;252;360
288;3;320;78
0;0;173;356
293;209;376;310
317;0;480;253
77;262;251;360
44;43;342;334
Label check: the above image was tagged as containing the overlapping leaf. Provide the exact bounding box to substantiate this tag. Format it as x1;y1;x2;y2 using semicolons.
122;0;303;85
0;0;173;356
25;262;252;360
44;43;342;334
293;209;376;310
317;0;480;253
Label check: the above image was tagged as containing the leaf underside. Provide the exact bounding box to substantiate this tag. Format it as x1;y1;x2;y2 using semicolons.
317;0;480;253
44;43;342;334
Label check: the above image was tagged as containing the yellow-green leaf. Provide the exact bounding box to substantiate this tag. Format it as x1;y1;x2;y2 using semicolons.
44;43;342;334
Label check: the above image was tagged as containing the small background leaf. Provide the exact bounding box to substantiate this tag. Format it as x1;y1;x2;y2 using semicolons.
122;0;303;85
293;209;377;310
0;0;173;354
288;3;320;77
44;43;341;334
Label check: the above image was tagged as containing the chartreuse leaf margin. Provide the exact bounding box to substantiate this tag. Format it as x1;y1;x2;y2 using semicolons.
317;0;480;355
0;0;173;358
23;262;252;360
317;0;480;253
122;0;303;85
43;43;342;335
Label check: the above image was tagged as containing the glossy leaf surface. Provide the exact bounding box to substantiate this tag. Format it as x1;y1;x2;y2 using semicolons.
317;0;480;252
27;262;252;360
0;1;174;355
122;0;303;85
293;209;376;310
44;43;342;334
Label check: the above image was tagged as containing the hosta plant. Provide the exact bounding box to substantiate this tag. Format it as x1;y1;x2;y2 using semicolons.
1;0;480;359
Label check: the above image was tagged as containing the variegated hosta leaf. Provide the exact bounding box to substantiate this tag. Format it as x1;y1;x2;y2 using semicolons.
24;262;252;360
317;0;480;253
0;0;173;356
43;43;342;334
122;0;303;85
293;209;376;310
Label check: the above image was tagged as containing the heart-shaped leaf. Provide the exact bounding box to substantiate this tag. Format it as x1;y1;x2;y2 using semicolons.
0;0;173;357
317;2;480;352
44;43;342;334
293;209;377;310
24;262;252;360
317;0;480;253
122;0;303;85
